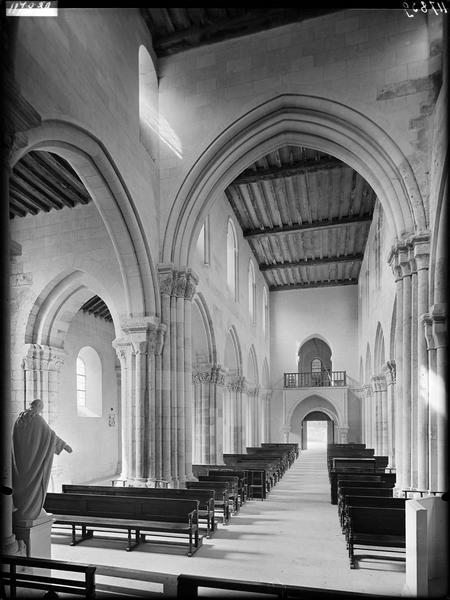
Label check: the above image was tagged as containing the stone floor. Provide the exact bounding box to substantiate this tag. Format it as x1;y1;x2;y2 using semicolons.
50;447;406;597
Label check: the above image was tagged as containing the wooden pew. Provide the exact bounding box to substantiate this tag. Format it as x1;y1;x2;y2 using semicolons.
44;492;200;556
223;455;280;489
196;475;240;514
185;481;230;525
346;506;405;569
330;471;396;504
61;484;216;538
261;442;299;460
1;554;96;599
246;447;291;472
206;470;248;503
337;484;395;525
177;573;389;599
339;495;406;536
193;465;266;501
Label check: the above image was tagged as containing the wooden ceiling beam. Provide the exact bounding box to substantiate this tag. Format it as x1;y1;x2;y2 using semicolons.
12;165;67;210
232;157;343;185
243;214;372;239
269;278;358;291
35;152;91;200
260;253;364;272
21;153;90;207
151;9;339;56
10;186;50;214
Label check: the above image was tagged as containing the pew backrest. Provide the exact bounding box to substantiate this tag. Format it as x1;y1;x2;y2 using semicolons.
45;493;198;523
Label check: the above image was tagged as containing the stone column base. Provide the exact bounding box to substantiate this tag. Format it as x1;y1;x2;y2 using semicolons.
13;510;53;558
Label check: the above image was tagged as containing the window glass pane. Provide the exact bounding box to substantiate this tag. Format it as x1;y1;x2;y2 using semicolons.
312;358;322;372
76;357;85;375
77;390;86;407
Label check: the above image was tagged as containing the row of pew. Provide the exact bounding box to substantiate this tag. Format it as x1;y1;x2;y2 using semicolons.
44;443;299;557
327;443;405;569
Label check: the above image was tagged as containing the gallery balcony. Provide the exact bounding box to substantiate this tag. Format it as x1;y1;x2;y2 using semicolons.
284;371;347;388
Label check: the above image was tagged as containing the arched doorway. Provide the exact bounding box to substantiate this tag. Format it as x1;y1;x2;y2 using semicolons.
301;411;333;450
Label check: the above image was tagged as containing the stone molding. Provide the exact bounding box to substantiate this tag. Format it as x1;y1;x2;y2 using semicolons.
22;344;65;372
388;232;431;279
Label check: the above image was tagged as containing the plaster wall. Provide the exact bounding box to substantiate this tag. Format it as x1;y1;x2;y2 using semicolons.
52;311;120;487
158;10;440;237
269;285;360;441
13;8;160;263
191;195;270;380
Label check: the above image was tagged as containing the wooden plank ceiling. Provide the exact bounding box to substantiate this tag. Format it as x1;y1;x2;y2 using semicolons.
9;151;92;219
141;8;340;57
81;295;113;323
225;146;376;291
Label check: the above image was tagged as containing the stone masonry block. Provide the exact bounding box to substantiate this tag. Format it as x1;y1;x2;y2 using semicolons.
267;33;292;50
196;78;217;93
345;28;369;46
407;59;430;80
384;65;408;84
226;57;252;73
196;52;216;68
335;16;359;34
376;73;441;101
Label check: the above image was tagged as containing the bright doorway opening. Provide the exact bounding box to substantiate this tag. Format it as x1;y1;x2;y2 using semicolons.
306;421;328;449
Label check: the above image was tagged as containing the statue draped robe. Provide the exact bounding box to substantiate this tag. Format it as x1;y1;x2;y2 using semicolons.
12;413;67;521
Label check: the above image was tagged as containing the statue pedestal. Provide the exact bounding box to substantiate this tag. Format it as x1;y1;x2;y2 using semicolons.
13;511;53;559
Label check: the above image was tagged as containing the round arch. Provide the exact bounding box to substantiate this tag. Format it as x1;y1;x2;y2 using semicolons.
24;270;121;348
163;94;425;266
11;119;160;320
287;394;343;431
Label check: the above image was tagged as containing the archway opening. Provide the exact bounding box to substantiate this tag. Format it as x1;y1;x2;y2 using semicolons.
301;411;333;450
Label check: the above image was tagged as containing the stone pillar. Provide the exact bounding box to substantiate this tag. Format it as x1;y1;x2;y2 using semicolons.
192;363;225;464
183;270;198;481
399;246;412;490
409;247;419;488
383;361;396;469
260;389;271;443
389;242;406;491
158;265;174;483
423;314;437;491
363;384;373;449
113;318;163;485
414;236;430;490
21;344;65;490
430;305;447;492
371;376;382;454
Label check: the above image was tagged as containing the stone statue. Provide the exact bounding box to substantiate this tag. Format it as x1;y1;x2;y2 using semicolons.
12;399;72;521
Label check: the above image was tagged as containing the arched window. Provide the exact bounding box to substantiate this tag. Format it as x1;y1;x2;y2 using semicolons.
262;287;268;337
139;45;159;161
76;346;102;417
311;357;322;385
248;260;256;323
227;219;238;300
311;358;322;373
76;357;86;408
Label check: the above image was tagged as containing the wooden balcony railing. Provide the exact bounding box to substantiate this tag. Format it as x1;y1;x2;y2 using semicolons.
284;371;346;388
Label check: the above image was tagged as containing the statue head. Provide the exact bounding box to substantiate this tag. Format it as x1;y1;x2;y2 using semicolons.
30;399;44;413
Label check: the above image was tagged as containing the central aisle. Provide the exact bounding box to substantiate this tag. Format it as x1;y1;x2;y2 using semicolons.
51;449;405;596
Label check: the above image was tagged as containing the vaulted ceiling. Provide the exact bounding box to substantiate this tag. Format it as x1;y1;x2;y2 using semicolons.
141;8;340;57
225;146;376;291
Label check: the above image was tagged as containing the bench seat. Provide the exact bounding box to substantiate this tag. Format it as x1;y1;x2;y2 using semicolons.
45;493;200;556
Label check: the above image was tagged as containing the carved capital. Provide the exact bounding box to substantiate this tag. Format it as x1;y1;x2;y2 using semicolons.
173;271;187;298
382;360;396;385
158;263;176;296
185;269;199;301
226;375;246;392
21;344;65;372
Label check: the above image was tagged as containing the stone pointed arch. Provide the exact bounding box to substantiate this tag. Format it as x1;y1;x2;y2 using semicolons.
25;270;121;348
262;357;270;388
192;292;217;365
365;343;372;383
374;322;386;373
12;119;160;320
163;94;425;266
224;326;242;376
288;394;343;432
246;345;259;386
